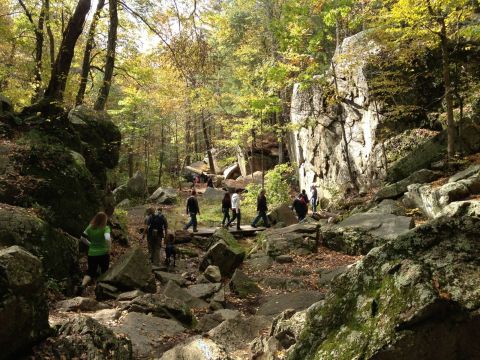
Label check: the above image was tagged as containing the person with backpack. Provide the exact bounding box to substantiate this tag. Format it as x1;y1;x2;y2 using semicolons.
251;189;270;228
227;189;242;230
184;189;200;232
292;193;308;221
78;212;111;294
147;207;168;266
221;192;231;227
301;189;309;212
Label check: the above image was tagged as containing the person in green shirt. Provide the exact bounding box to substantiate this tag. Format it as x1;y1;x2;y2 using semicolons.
79;212;111;292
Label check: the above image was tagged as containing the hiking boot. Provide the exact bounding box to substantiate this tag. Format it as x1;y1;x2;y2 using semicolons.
193;228;198;232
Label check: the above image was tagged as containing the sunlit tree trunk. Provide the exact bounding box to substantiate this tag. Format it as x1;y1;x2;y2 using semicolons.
201;109;215;173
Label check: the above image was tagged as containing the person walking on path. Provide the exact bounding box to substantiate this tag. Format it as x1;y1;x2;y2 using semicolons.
147;207;168;266
207;176;214;188
251;189;270;228
227;189;242;230
301;189;309;211
221;192;231;227
292;193;308;221
184;189;200;232
310;185;318;213
78;212;111;293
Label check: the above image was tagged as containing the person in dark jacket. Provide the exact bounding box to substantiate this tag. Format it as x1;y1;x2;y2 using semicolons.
207;176;214;188
251;189;270;228
184;190;200;232
301;189;309;211
221;192;231;227
147;208;168;266
292;193;308;221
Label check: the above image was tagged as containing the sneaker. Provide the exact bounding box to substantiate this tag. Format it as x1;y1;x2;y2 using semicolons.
193;228;198;232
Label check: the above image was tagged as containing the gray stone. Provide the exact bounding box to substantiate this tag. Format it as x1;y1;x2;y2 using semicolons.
375;169;441;200
163;280;208;309
276;255;294;263
261;224;319;258
441;200;480;218
204;265;222;282
126;171;146;198
116;198;131;209
288;216;480;360
244;255;273;272
126;293;193;325
0;246;50;359
148;187;178;204
196;309;241;333
449;165;480;183
257;291;324;316
56;297;109;312
268;203;298;227
317;266;349;286
113;312;184;359
368;199;406;216
90;308;122;324
260;276;304;290
187;283;222;300
154;271;186;286
97;248;155;295
211;287;226;304
113;184;129;204
336;213;414;240
229;269;262;297
207;315;271;353
117;289;145;301
160;336;231;360
223;163;241;180
203;187;226;202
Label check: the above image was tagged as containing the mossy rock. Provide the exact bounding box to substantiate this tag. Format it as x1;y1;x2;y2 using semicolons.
288;216;480;360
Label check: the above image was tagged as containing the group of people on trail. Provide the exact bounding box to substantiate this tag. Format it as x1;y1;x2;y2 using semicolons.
291;186;319;221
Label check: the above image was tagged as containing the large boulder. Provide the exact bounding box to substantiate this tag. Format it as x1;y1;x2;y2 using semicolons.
322;213;414;255
0;204;79;286
268;203;298;227
97;248;155;297
203;187;226;202
441;200;480;218
163;280;209;309
261;224;319;258
43;316;132;360
0;246;50;359
126;171;146;198
229;269;262;297
199;229;246;276
160;336;231;360
223;163;241;180
288;216;480;360
257;291;324;317
148;187;178;204
375;169;441;200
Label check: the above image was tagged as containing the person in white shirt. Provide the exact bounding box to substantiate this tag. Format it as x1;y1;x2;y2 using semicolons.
227;189;242;230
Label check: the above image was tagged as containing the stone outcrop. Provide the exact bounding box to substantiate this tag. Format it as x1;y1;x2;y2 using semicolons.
0;246;50;359
289;31;385;200
288;216;480;360
229;269;262;297
260;223;319;258
268;203;298;227
375;169;441;200
148;186;178;204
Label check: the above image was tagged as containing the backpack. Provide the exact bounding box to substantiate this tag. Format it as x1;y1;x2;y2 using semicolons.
150;214;165;231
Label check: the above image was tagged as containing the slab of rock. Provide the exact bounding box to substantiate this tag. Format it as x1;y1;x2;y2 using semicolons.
187;283;222;300
261;224;319;258
288;216;480;360
368;199;406;216
117;289;145;301
257;291;324;316
113;312;184;359
154;271;186;286
160;336;231;360
317;266;350;286
449;164;480;183
196;309;241;333
204;265;222;282
163;280;208;309
199;229;245;276
98;248;155;294
56;297;109;312
276;255;293;263
441;200;480;218
90;308;122;324
0;246;50;359
375;169;441;201
203;187;226;202
148;187;178;204
125;293;193;325
207;315;271;352
268;203;298;227
229;269;262;297
244;255;273;272
260;276;304;290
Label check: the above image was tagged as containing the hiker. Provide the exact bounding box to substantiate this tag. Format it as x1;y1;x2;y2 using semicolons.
292;193;308;221
78;212;111;293
310;185;318;213
207;176;214;188
227;189;242;230
251;189;270;228
147;207;168;266
221;192;231;227
164;232;176;267
301;189;309;211
184;189;200;232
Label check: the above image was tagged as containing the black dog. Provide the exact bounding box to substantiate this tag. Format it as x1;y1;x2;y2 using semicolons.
165;233;176;267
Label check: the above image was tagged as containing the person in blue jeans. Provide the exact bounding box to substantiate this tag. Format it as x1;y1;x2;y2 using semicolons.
184;189;200;232
221;192;231;227
251;189;270;228
310;185;318;213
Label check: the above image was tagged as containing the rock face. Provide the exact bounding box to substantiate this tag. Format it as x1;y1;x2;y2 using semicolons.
0;204;79;285
202;187;227;202
127;171;146;198
288;216;480;360
375;169;441;200
0;246;50;359
289;31;385;199
148;187;178;204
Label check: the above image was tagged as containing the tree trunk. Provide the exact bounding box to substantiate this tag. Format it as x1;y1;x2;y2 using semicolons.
158;122;165;186
43;0;91;104
128;149;134;179
201;109;215;173
94;0;118;110
45;0;55;70
440;27;455;159
76;0;105;106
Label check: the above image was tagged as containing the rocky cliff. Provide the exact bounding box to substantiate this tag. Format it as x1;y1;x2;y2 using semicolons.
289;32;385;202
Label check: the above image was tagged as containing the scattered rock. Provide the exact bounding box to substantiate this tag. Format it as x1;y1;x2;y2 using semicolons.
154;271;187;286
56;297;109;312
317;266;349;287
0;246;50;359
148;187;178;204
229;269;262;297
268;203;298;227
117;289;145;301
163;280;208;309
244;255;273;272
113;312;184;359
160;336;231;360
257;291;324;317
187;283;222;300
196;309;241;333
289;216;480;360
275;255;293;263
204;265;222;282
260;276;304;290
261;224;319;258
